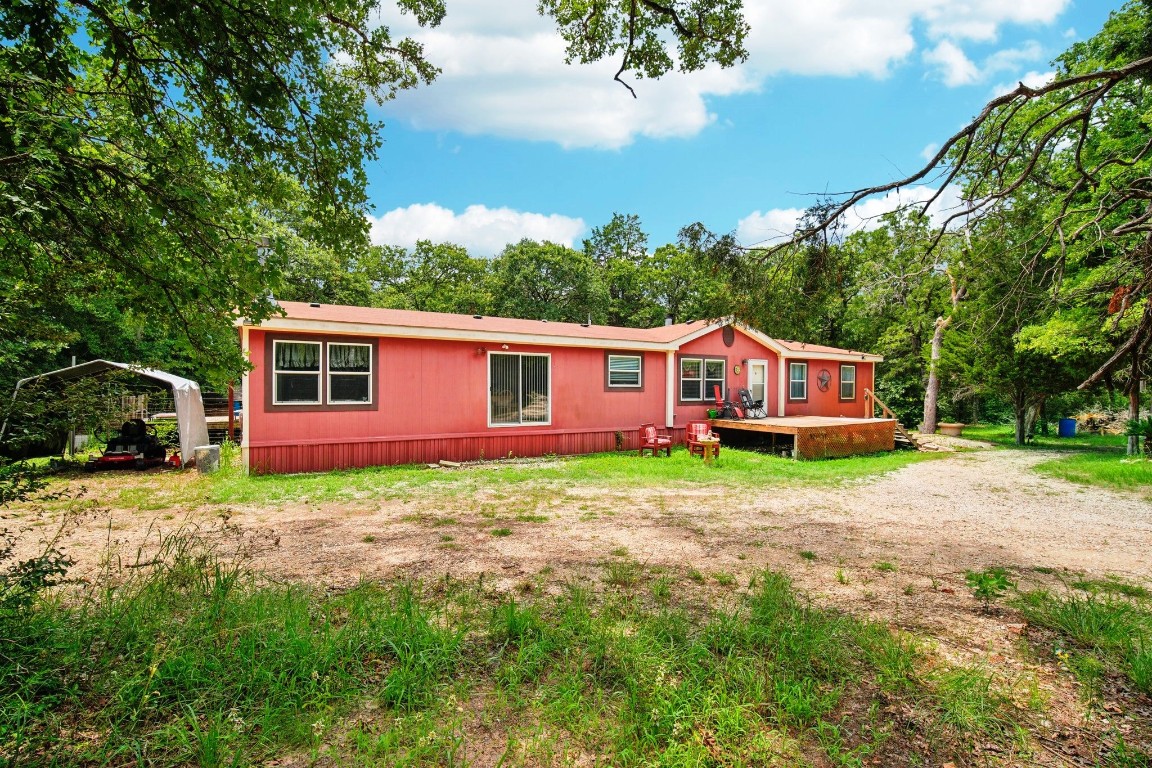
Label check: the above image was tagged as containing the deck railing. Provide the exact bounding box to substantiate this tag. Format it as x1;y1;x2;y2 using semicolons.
863;389;919;448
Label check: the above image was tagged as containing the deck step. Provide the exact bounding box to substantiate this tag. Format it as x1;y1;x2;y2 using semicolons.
893;422;922;450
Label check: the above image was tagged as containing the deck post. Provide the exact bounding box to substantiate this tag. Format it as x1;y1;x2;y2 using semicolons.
665;350;676;429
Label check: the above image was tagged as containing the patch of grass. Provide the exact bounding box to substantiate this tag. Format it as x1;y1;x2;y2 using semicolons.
603;559;641;588
686;568;705;584
931;665;1018;743
799;550;817;561
73;445;938;513
650;576;673;603
6;541;1031;767
1071;576;1150;599
963;423;1129;452
360;534;376;543
490;527;513;537
713;571;735;587
872;561;898;573
1033;453;1152;500
1016;588;1152;696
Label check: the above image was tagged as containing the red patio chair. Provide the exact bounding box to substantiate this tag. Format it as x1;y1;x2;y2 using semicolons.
713;385;743;419
686;420;720;458
638;422;672;457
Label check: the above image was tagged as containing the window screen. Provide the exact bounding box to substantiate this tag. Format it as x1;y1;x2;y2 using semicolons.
274;341;322;403
329;343;372;403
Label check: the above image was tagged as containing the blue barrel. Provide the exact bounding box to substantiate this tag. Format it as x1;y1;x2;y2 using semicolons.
1058;418;1077;438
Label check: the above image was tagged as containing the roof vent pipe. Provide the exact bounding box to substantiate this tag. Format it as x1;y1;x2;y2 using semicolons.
309;302;321;308
664;315;674;326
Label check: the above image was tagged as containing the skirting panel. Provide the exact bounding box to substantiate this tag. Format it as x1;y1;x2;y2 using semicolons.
248;427;688;474
793;421;894;459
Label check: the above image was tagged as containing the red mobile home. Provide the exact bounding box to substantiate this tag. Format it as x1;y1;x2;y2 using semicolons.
239;302;887;473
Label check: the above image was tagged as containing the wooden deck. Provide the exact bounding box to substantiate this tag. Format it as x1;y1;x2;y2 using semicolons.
709;416;896;459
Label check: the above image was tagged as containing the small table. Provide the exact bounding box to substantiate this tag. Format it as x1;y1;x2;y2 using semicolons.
697;436;720;464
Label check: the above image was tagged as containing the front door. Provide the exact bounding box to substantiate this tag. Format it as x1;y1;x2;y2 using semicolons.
748;360;767;406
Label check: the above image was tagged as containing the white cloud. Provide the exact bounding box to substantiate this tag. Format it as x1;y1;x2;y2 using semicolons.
924;40;980;86
377;1;1072;148
924;40;1047;87
368;203;586;257
736;207;807;246
921;142;941;162
736;185;967;247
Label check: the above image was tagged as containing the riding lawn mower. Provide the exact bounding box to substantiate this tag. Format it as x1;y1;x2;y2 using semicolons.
84;418;177;471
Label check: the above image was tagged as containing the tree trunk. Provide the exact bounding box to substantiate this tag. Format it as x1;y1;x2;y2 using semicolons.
1128;344;1143;456
1129;382;1141;457
1024;399;1042;442
921;269;966;435
1013;389;1029;446
922;316;948;434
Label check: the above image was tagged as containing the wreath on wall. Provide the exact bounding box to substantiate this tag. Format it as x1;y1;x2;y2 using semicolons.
816;369;832;391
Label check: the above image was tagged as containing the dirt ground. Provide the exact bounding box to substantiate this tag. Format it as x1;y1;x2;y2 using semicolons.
12;443;1152;764
24;443;1151;648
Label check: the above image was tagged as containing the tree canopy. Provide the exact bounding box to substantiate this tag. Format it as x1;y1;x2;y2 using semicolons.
0;0;749;390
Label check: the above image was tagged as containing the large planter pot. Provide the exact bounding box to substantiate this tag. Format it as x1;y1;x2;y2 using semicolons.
937;422;965;437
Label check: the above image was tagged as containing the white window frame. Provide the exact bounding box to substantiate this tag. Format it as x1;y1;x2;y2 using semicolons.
680;356;726;402
839;364;856;401
607;354;642;388
327;342;373;405
488;352;552;427
789;361;808;401
272;339;322;405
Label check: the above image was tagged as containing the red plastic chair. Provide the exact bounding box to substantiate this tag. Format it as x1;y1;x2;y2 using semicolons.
686;420;720;458
639;423;672;457
713;385;743;419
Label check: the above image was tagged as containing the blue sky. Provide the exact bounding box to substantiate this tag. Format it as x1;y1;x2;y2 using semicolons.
364;1;1123;256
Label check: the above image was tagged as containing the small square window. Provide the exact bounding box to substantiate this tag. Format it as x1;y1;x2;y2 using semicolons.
607;354;642;387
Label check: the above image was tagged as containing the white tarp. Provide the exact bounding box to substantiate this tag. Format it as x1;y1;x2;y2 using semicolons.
6;360;210;467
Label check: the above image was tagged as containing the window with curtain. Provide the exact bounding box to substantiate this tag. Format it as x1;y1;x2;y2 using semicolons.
490;353;550;425
839;364;856;400
789;362;808;401
607;354;642;387
329;343;372;403
273;341;322;403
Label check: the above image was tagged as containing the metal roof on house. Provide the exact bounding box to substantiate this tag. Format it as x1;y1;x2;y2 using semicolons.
246;301;882;361
265;301;701;343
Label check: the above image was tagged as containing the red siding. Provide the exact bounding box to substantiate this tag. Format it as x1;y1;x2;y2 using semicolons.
676;329;780;422
784;361;874;418
244;324;878;473
246;427;689;474
247;330;673;472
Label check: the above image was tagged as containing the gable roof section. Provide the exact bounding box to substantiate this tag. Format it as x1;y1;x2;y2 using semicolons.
773;338;883;363
245;301;881;360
